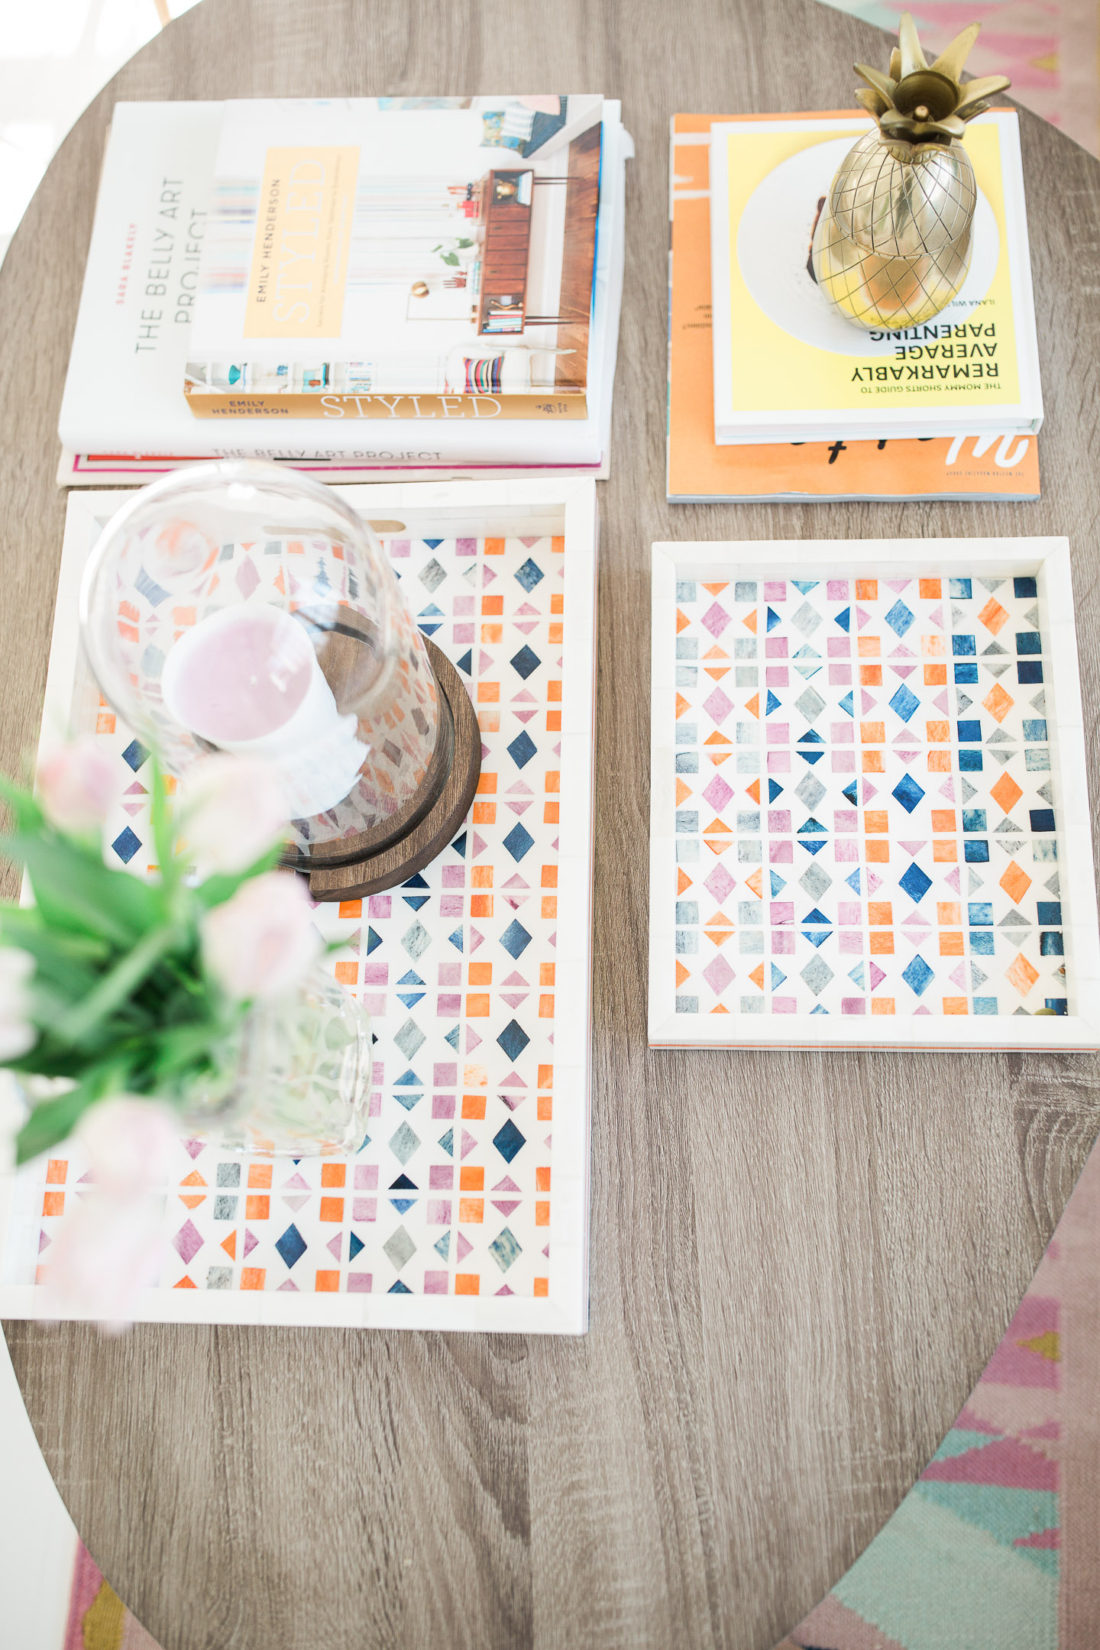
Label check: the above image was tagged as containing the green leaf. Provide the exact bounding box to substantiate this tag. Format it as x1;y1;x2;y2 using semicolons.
148;760;180;891
0;771;45;838
54;923;181;1048
191;843;283;910
15;1074;110;1166
9;833;163;946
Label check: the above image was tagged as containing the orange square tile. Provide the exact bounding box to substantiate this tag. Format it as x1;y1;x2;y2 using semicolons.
866;841;890;863
469;960;493;984
481;623;503;644
926;720;950;742
545;771;560;793
862;751;884;773
45;1159;67;1185
539;994;554;1017
919;578;942;599
464;1063;488;1087
334;960;358;985
466;993;491;1017
338;899;362;919
484;537;506;556
247;1164;272;1188
472;865;494;888
927;750;952;772
856;579;878;600
869;932;894;955
42;1191;64;1217
921;633;946;657
864;809;888;833
548;622;563;644
537;1096;553;1120
321;1164;346;1187
542;866;558;888
939;932;964;956
319;1197;344;1223
471;895;494;917
535;1202;550;1227
474;801;497;824
477;681;500;702
930;810;956;832
857;637;881;658
937;901;961;925
246;1195;270;1220
544;802;559;823
482;594;504;613
460;1167;484;1191
541;897;557;919
550;589;564;612
932;841;957;862
860;722;885;744
942;997;968;1016
455;1274;480;1295
241;1268;266;1290
533;1277;549;1298
547;679;563;701
546;710;562;732
96;712;116;734
461;1094;486;1119
459;1199;484;1223
867;901;893;926
535;1166;551;1191
923;665;947;686
859;664;883;686
871;998;896;1015
315;1270;340;1292
479;713;500;736
540;963;556;986
476;772;498;794
538;1064;553;1088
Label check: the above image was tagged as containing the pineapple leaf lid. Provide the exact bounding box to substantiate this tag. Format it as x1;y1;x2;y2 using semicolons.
854;12;1011;143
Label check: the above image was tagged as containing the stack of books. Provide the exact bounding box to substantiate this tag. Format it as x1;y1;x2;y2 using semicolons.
59;95;631;485
668;110;1043;502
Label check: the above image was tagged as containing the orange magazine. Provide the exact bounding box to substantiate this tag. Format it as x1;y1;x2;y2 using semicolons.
668;113;1040;502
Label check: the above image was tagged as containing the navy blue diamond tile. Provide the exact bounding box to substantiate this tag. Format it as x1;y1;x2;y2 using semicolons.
507;729;537;769
497;1019;530;1060
500;919;532;958
111;826;142;864
898;863;932;903
891;775;925;814
510;644;541;680
515;557;544;591
121;739;148;772
885;600;915;636
901;954;934;996
889;683;920;723
492;1119;526;1162
503;822;534;861
275;1224;306;1269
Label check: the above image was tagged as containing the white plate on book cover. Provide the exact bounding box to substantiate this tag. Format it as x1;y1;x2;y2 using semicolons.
736;136;1000;357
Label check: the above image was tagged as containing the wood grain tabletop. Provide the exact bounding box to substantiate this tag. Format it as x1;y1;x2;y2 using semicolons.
3;1;1099;1646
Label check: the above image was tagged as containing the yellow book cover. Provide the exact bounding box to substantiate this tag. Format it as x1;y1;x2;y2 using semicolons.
668;113;1040;501
708;111;1042;444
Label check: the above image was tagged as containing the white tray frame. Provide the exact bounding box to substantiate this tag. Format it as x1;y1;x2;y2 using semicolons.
0;478;598;1334
649;536;1100;1051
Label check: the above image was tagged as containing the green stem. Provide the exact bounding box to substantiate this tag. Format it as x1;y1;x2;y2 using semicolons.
56;924;181;1048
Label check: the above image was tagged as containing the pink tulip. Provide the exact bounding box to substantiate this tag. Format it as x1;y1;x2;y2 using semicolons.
77;1096;180;1198
0;947;36;1062
42;1190;168;1333
37;737;117;835
179;753;290;875
201;870;320;1002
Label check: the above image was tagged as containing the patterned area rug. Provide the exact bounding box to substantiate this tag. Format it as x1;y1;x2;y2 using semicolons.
821;0;1100;157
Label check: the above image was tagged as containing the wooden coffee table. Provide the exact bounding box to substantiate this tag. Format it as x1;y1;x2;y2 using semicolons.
3;1;1099;1646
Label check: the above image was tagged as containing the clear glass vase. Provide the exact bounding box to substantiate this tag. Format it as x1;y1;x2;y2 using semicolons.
186;962;373;1157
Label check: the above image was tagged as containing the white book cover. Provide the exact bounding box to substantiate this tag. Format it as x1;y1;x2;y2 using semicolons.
58;102;629;467
708;112;1043;445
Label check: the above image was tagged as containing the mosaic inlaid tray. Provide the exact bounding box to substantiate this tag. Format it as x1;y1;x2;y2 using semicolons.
0;479;597;1332
649;537;1100;1049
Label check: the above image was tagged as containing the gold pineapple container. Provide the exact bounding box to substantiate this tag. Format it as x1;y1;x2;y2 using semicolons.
811;14;1011;330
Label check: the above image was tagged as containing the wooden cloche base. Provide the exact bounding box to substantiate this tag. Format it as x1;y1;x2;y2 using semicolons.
305;640;482;901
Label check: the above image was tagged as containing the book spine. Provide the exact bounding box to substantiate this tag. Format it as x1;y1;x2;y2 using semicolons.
183;390;589;421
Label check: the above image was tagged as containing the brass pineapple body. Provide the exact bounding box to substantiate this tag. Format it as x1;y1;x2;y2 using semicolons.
812;128;978;329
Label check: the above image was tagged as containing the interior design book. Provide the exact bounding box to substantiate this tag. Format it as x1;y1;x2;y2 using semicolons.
668;114;1040;502
185;96;606;422
0;480;598;1333
708;112;1043;446
58;101;629;470
649;537;1100;1051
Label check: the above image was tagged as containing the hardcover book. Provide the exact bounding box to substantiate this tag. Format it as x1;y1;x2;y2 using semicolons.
185;96;607;422
58;102;629;470
708;112;1043;446
668;114;1040;502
